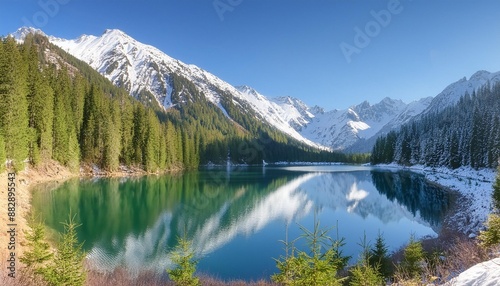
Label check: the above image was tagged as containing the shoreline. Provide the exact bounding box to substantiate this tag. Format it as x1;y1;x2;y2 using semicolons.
373;164;497;236
0;161;76;283
1;162;495;284
0;161;184;283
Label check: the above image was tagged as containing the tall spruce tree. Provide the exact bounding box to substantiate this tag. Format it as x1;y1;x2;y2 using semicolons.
20;215;53;276
369;232;392;279
44;214;86;286
493;167;500;212
0;37;29;170
52;67;79;168
102;99;121;171
26;45;54;164
144;110;160;172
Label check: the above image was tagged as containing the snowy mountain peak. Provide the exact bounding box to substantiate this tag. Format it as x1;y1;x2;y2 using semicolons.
103;28;125;36
235;85;259;96
469;70;491;81
424;70;500;114
12;26;46;41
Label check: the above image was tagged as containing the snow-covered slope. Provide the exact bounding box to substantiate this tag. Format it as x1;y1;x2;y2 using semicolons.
424;70;500;114
445;257;500;286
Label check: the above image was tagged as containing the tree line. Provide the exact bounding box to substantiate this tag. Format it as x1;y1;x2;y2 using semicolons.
0;35;191;172
371;82;500;168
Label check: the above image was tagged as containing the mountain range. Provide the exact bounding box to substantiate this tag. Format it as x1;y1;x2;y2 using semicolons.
12;27;500;153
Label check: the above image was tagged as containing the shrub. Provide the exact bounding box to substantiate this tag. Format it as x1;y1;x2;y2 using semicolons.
479;214;500;248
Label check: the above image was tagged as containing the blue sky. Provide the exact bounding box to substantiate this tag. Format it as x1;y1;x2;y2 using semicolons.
2;0;500;110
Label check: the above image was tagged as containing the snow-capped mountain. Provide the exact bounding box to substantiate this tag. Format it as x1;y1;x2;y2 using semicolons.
11;27;500;152
422;70;500;114
29;27;325;149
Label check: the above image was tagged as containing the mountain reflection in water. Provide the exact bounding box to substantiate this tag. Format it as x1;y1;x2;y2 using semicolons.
32;166;452;280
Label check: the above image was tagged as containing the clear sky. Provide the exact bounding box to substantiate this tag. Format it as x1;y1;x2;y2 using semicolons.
2;0;500;110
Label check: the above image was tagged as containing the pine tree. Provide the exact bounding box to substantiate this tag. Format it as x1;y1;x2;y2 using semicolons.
479;214;500;248
271;220;345;286
0;37;29;171
100;99;121;171
26;47;54;164
369;232;392;279
71;75;86;138
349;235;383;286
20;214;53;276
144;110;160;172
119;97;135;165
44;214;86;286
493;167;500;212
167;236;200;286
52;67;79;168
132;105;147;166
397;235;425;281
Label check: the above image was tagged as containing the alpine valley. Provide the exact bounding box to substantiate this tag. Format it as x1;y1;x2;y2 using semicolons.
12;27;500;156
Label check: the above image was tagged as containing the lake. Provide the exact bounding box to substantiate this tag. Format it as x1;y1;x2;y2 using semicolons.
31;165;453;280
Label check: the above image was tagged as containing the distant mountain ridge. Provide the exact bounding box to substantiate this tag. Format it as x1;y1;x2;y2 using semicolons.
12;27;500;152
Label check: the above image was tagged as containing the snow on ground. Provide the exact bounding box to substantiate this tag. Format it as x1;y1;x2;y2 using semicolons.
374;164;497;235
376;164;499;286
444;257;500;286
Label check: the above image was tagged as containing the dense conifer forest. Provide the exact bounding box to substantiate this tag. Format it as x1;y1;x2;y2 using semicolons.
0;34;366;173
371;82;500;169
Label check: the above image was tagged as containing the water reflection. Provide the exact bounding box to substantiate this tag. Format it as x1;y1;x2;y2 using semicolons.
32;167;452;279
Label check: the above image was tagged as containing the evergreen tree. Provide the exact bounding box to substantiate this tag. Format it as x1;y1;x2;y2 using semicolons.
493;167;500;212
272;220;345;286
119;97;135;165
26;49;54;164
20;214;53;276
479;214;500;248
145;110;161;172
167;236;200;286
396;235;425;281
102;99;121;171
71;75;86;138
369;232;392;279
52;67;79;168
349;235;384;286
0;37;29;171
44;214;86;286
132;104;147;165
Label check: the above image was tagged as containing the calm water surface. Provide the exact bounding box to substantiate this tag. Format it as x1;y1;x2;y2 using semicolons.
32;165;453;280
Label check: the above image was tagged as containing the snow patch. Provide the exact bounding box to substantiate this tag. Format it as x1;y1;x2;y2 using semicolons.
445;257;500;286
